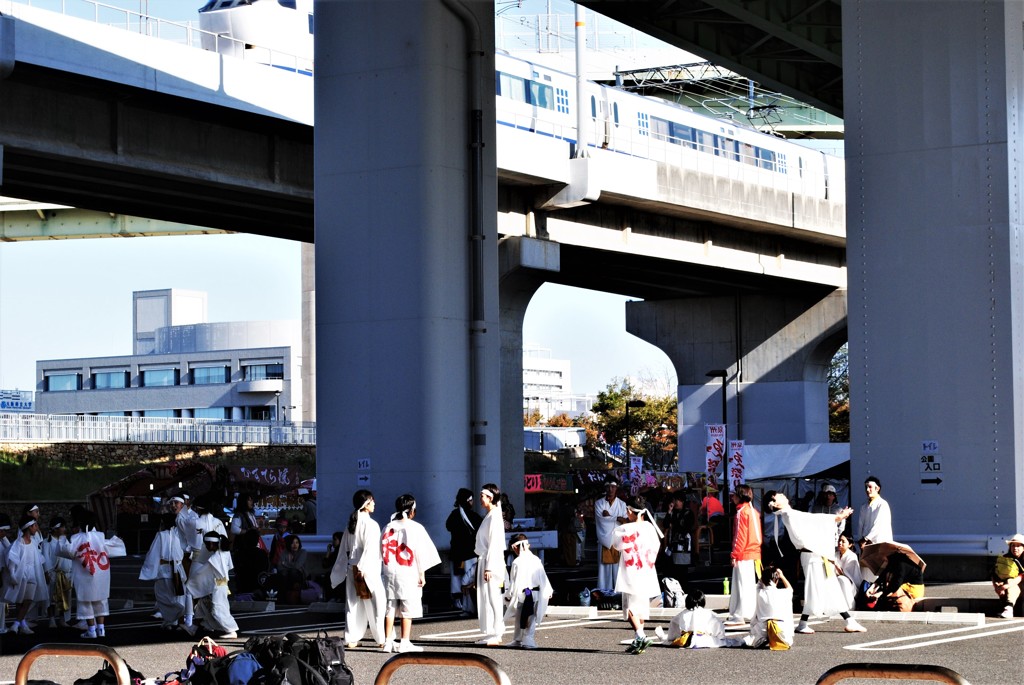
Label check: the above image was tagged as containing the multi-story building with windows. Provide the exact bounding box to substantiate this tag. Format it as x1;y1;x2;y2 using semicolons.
522;345;595;421
35;289;302;421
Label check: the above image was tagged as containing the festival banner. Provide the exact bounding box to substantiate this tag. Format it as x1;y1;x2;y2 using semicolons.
705;423;725;490
629;456;644;494
728;439;745;490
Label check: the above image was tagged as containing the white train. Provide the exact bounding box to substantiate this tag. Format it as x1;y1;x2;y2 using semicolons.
197;0;837;200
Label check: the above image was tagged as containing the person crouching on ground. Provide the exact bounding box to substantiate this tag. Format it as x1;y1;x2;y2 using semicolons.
742;561;795;650
656;589;738;648
381;493;441;654
610;495;663;655
504;534;553;649
187;532;239;639
992;533;1024;618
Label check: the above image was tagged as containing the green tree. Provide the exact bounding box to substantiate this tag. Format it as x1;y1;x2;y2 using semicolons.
829;343;850;442
589;378;677;468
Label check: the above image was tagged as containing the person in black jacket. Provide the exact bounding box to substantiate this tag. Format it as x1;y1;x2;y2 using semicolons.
445;488;482;613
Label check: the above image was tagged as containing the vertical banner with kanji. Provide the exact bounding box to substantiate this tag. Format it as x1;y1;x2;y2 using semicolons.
729;439;745;490
629;456;644;494
705;423;725;490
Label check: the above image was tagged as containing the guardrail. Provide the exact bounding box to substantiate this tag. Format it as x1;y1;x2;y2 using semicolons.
375;652;512;685
15;643;131;685
0;412;316;445
816;663;971;685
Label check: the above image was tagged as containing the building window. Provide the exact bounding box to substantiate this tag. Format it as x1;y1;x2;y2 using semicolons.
141;409;179;418
141;368;179;387
246;406;273;421
45;373;81;392
92;371;129;389
193;407;229;420
193;366;230;385
244;364;284;381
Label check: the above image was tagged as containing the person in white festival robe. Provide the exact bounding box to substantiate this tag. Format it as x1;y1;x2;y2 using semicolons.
742;562;796;650
59;511;126;639
379;494;441;654
854;475;893;583
834;533;863;611
610;495;663;655
331;489;387;649
186;532;238;638
0;516;14;633
766;491;866;634
189;497;228;578
503;535;553;649
594;477;628;590
474;483;507;646
169;495;200;629
655;589;737;648
5;516;48;635
42;517;73;628
140;513;189;632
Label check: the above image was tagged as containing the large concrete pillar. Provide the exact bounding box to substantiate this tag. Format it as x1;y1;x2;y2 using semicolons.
627;291;846;470
844;1;1024;553
314;1;500;539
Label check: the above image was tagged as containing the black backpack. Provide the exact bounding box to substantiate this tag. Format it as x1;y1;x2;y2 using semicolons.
284;632;353;685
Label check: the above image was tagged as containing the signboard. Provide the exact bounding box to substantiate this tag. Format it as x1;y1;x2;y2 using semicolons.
705;424;725;490
524;472;574;494
728;439;745;489
0;389;33;413
920;440;942;489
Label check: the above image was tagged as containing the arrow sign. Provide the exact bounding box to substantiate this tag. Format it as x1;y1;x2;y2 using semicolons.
356;474;371;486
921;477;942;485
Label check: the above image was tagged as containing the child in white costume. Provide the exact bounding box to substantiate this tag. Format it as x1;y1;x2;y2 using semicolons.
59;511;126;639
140;513;189;631
504;535;553;649
380;494;441;654
331;489;387;649
835;534;863;611
187;532;239;639
5;516;48;635
656;590;737;648
610;495;663;655
743;562;796;650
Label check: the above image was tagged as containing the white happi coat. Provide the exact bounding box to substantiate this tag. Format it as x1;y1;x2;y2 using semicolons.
60;528;126;602
191;514;227;566
854;497;893;546
475;504;507;641
381;516;441;602
503;547;553;625
779;508;848;617
187;548;237;633
175;507;201;555
667;606;729;648
610;519;661;600
4;536;48;603
836;548;863;609
744;583;795;648
594;497;627;549
141;530;186;623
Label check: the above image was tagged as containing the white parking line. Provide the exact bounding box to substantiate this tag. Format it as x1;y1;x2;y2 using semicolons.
420;619;612;641
846;619;1024;651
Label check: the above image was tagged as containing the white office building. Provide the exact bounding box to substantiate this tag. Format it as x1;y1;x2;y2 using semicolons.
522;345;595;421
35;289;302;421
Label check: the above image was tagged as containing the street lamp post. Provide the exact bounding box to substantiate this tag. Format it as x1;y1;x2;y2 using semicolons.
274;390;282;423
624;399;647;464
706;369;730;541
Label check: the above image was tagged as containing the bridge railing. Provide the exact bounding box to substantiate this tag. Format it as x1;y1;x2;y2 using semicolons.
0;412;316;445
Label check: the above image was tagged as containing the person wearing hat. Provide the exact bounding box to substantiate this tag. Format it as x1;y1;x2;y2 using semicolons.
42;517;73;628
595;476;628;589
186;532;238;639
4;515;48;635
992;533;1024;619
813;484;842;516
445;487;482;613
169;494;199;629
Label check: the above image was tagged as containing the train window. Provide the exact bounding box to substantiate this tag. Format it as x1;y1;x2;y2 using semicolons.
496;72;527;103
591;96;597;119
613;102;619;126
798;157;804;178
777;153;788;174
740;142;756;166
651;116;672;142
758;148;776;171
529;82;554;109
278;0;297;8
696;130;713;153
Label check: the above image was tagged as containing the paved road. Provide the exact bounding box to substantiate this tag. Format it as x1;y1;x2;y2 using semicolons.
2;582;1020;685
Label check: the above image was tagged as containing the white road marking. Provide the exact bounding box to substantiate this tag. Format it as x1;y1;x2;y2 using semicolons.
846;619;1024;651
420;619;611;641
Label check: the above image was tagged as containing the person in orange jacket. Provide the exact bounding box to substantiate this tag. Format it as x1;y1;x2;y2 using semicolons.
725;484;761;625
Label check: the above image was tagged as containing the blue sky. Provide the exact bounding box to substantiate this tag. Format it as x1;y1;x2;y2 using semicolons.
0;0;676;398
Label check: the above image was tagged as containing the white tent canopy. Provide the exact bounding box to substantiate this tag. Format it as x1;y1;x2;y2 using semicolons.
681;442;849;480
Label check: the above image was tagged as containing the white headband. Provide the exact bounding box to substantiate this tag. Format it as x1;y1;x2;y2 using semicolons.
511;539;530;550
21;519;36;531
203;533;221;543
169;496;185;504
627;507;665;539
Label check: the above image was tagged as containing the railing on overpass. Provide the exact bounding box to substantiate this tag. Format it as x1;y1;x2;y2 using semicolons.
11;0;311;73
0;412;316;445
